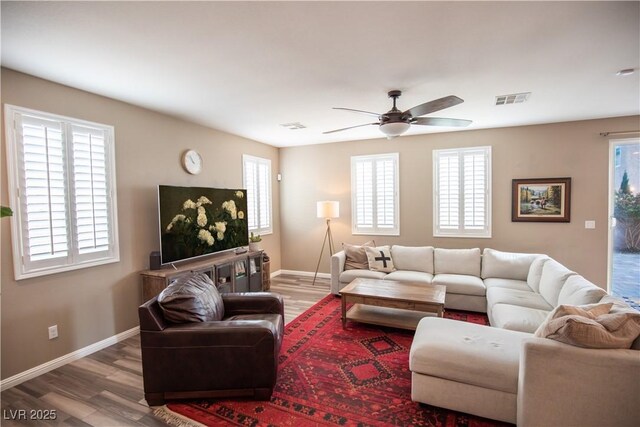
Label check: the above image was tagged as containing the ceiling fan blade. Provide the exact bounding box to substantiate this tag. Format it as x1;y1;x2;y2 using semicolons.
412;117;472;127
403;95;464;118
333;107;381;117
323;123;379;134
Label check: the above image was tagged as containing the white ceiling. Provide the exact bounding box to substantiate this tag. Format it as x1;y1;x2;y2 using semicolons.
1;1;639;147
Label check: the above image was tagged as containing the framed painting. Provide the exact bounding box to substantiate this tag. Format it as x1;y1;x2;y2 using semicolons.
512;177;571;222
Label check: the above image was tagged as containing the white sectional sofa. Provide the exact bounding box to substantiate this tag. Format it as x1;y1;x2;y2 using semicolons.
333;246;488;312
332;246;545;313
331;246;640;426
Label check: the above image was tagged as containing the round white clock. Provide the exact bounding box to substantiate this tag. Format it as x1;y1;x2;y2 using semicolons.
182;149;203;175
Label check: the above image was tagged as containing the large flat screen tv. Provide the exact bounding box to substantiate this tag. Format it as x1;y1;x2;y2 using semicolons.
158;185;249;265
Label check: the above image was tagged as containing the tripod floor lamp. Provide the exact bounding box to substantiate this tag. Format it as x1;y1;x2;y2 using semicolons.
313;201;339;286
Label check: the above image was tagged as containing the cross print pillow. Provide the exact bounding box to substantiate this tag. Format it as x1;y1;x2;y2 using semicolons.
365;245;396;273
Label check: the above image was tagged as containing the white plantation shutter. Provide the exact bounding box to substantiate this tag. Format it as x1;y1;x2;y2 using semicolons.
243;155;272;234
244;159;259;230
463;150;487;230
354;160;373;228
433;146;491;237
351;153;399;235
71;125;112;256
5;105;119;279
18;115;70;266
258;161;271;230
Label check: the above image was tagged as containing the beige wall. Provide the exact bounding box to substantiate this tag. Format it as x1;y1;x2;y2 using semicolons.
0;69;281;379
280;115;640;287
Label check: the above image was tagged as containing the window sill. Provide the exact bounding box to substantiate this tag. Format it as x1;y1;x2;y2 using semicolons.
250;229;273;237
15;256;120;281
433;233;492;239
352;231;400;237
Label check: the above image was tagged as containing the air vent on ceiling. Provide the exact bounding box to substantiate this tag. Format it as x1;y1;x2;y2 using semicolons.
280;122;307;130
495;92;531;105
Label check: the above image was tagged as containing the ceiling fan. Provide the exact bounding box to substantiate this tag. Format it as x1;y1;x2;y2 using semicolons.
324;90;472;139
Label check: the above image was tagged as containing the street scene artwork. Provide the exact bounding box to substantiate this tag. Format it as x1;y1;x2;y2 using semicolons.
512;178;571;222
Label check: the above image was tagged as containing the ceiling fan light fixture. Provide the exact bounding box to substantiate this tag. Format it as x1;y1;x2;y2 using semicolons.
379;121;410;137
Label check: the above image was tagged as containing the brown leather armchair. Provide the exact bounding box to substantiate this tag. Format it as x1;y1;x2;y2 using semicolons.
138;292;284;406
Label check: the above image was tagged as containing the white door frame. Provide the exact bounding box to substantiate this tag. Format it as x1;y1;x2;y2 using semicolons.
607;137;640;293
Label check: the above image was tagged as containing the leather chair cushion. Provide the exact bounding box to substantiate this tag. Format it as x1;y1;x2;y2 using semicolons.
158;272;225;322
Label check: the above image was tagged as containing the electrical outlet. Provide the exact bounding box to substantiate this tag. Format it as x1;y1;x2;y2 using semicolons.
48;325;58;340
585;220;596;229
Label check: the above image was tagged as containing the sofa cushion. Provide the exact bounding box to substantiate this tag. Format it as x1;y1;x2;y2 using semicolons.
365;245;396;273
434;248;481;276
483;278;533;292
339;269;387;284
557;275;607;306
481;248;541;281
526;256;550;293
534;303;640;349
343;240;375;270
490;304;550;333
487;288;553;312
157;272;224;323
410;317;530;394
433;274;485;296
384;270;434;284
391;245;434;274
538;259;575;306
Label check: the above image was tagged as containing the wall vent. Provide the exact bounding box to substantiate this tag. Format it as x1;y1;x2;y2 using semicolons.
280;122;307;130
495;92;531;105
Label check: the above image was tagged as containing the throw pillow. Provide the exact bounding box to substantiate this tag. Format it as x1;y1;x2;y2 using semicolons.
158;272;225;323
343;240;375;270
600;295;640;349
365;245;396;273
534;303;640;349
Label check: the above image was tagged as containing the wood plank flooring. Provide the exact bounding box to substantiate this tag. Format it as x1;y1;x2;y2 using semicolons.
0;275;331;426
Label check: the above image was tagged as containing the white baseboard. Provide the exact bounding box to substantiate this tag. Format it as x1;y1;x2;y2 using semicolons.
277;269;330;279
0;326;140;391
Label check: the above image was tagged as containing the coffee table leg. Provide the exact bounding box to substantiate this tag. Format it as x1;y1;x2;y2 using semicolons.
341;296;347;328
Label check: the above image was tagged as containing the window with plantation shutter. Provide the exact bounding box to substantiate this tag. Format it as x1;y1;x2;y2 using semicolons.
243;154;272;235
351;153;399;235
433;146;491;238
4;105;119;280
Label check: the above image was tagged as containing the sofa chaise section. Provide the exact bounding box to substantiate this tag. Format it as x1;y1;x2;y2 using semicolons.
410;270;640;426
410;317;530;423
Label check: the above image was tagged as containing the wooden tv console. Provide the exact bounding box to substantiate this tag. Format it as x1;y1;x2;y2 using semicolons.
140;250;264;301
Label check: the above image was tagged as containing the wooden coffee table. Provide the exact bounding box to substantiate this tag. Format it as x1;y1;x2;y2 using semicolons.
340;278;446;330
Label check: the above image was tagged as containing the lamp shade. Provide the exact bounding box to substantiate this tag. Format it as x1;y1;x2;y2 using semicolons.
317;201;339;219
379;121;410;137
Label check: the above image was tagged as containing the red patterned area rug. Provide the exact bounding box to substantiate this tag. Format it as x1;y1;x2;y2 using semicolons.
155;295;512;427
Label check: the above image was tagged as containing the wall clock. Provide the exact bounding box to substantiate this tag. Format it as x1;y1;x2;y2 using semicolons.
182;149;203;175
